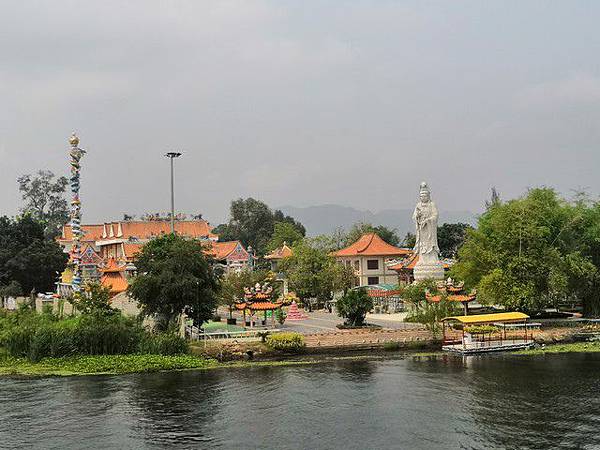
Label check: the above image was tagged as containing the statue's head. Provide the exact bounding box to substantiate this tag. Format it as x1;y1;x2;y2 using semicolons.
419;182;431;203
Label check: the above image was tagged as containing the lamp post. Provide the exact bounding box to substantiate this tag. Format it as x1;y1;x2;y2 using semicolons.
165;152;182;234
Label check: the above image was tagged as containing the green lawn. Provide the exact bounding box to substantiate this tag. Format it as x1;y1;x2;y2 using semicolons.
202;321;245;333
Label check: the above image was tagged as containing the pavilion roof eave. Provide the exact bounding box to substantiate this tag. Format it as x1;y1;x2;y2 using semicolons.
442;312;529;324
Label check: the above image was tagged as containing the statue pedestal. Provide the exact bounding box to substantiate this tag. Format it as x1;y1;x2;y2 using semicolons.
413;253;444;281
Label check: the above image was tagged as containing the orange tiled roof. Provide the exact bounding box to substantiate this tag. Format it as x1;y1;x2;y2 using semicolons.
427;294;476;303
205;241;241;260
105;220;217;241
333;233;412;257
101;271;128;294
234;301;283;311
123;243;143;260
265;244;293;260
101;258;126;273
59;224;105;242
60;220;218;243
367;289;402;298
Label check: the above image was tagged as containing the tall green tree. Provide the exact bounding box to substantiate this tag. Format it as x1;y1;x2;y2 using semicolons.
273;209;306;236
401;232;416;248
344;222;400;247
268;222;304;251
127;234;219;330
0;215;67;293
279;239;352;307
213;198;305;256
17;170;68;238
451;188;600;315
437;223;473;258
336;288;373;326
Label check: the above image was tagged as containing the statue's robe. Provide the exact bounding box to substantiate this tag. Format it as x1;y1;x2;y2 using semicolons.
413;201;440;256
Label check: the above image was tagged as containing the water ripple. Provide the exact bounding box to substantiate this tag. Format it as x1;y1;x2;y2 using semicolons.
1;354;599;449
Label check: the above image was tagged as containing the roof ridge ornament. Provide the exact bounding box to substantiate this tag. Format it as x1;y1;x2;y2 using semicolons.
69;132;80;147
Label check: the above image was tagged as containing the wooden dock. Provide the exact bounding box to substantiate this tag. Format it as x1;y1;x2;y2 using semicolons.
442;340;534;355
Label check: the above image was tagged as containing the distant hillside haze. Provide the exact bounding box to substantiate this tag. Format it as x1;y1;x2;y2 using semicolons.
278;204;478;237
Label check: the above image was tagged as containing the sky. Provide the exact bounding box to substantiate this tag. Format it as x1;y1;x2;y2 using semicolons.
1;1;600;226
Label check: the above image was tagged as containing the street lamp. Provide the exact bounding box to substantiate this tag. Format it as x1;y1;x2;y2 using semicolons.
165;151;182;234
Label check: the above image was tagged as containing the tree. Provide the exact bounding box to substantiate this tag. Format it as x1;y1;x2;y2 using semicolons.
127;234;219;330
268;222;304;251
17;170;68;238
214;198;305;256
72;281;115;316
451;188;600;315
437;223;473;258
0;215;68;293
0;281;22;298
273;209;306;236
401;232;416;248
344;222;400;247
329;261;357;296
403;280;459;337
485;187;501;210
336;288;373;326
279;239;341;307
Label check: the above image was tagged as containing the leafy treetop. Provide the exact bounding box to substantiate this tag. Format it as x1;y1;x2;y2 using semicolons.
212;198;305;256
127;234;219;330
451;188;600;316
0;215;67;294
17;170;68;238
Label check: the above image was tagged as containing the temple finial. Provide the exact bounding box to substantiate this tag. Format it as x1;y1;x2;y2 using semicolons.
69;132;80;147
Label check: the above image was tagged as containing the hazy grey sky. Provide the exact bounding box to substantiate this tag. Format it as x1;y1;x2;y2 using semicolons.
2;1;599;225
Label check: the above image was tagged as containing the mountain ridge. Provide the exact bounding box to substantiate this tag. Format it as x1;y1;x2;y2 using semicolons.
277;204;478;237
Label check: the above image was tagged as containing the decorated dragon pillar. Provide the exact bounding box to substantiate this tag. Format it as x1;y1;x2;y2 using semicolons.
68;132;86;292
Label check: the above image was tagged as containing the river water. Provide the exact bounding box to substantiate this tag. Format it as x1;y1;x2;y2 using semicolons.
1;353;599;450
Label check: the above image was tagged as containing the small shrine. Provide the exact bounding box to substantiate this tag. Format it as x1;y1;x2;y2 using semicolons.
235;282;283;328
426;278;476;315
285;301;307;321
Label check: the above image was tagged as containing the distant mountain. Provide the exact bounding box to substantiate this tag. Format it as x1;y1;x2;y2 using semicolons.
277;204;478;237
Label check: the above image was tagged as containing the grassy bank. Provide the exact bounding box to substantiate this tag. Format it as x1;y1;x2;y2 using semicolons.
0;349;399;377
515;341;600;356
0;349;217;376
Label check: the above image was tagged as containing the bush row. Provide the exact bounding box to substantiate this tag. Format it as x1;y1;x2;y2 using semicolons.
265;332;305;353
0;309;188;362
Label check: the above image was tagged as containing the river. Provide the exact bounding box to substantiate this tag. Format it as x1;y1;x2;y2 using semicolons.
1;353;599;449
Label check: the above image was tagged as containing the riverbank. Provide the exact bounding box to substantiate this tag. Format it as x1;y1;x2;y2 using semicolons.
0;349;425;377
515;341;600;355
0;352;219;376
3;336;599;377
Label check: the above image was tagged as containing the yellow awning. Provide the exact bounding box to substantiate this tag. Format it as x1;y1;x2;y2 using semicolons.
442;312;529;324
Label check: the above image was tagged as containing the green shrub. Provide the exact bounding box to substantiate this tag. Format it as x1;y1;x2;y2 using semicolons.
265;332;305;352
383;341;401;351
464;325;499;335
1;310;190;361
139;333;188;355
336;288;373;327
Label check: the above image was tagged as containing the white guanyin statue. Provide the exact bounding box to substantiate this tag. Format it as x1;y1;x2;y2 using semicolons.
412;182;445;281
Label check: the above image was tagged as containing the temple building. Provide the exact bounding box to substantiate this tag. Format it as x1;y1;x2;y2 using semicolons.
264;242;293;272
332;233;411;286
56;219;250;296
205;240;254;273
60;220;217;261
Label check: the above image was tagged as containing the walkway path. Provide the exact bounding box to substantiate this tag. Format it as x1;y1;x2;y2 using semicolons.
278;310;421;335
302;327;433;348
